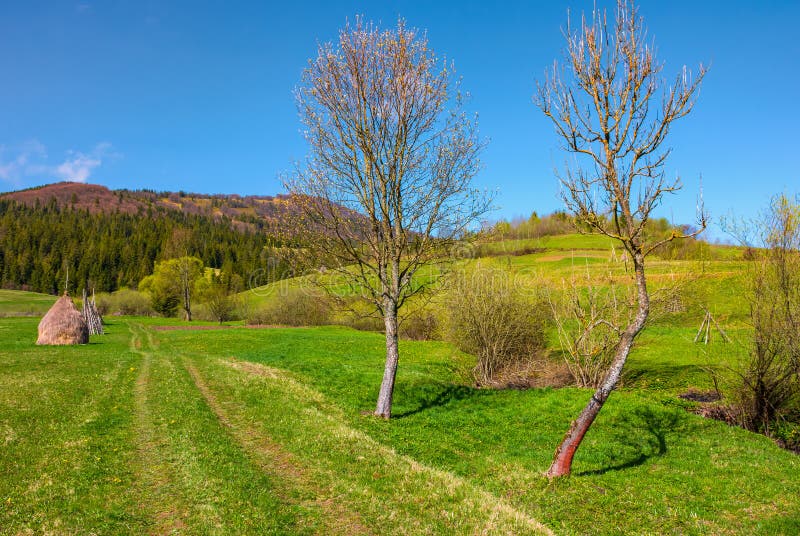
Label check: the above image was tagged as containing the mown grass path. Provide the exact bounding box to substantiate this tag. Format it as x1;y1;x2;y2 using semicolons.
182;359;376;535
123;322;321;534
128;323;188;534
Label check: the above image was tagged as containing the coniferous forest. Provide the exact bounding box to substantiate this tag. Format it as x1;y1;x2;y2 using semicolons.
0;198;287;294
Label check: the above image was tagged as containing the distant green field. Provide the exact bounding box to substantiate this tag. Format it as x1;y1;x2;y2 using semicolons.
243;234;751;335
0;289;57;317
2;314;799;534
477;233;615;256
478;233;744;261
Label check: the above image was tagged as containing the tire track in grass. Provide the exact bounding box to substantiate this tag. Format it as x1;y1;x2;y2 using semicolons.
215;358;554;535
128;323;187;535
132;324;313;534
183;359;373;535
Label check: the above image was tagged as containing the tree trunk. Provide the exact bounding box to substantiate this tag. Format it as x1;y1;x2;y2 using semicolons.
546;252;650;477
375;299;400;418
183;279;192;321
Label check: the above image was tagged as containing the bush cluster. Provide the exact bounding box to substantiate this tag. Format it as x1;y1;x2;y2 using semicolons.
95;288;154;317
442;266;549;385
247;288;333;327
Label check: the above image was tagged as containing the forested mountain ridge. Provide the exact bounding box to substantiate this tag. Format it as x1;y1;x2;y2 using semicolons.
1;181;303;231
0;182;301;294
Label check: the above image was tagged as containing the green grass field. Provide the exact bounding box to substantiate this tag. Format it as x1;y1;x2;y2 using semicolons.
243;234;750;325
0;234;793;534
2;306;799;534
0;289;57;317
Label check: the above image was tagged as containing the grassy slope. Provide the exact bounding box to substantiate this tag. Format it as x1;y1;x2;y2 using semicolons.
0;289;57;317
4;234;795;534
162;325;800;535
2;315;799;534
241;232;752;406
244;233;748;318
240;232;752;393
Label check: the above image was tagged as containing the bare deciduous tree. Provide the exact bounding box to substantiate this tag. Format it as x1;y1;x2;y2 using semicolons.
287;18;490;418
535;0;707;476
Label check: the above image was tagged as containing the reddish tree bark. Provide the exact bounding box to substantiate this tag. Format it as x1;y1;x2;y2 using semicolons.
548;254;649;477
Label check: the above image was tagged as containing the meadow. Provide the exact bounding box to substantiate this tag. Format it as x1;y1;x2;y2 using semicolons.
1;235;799;534
0;289;56;317
0;236;800;534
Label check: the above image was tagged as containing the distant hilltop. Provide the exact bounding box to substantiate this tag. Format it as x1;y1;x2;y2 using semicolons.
0;181;302;231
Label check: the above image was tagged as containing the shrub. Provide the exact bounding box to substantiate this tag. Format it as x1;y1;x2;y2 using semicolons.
745;346;796;426
247;287;332;327
718;194;800;438
94;293;112;316
149;292;180;317
400;310;439;340
95;288;154;316
490;211;575;240
773;421;800;453
444;266;548;385
336;305;439;338
196;272;244;324
549;267;633;388
329;296;386;332
648;222;711;260
490;358;573;389
192;302;244;323
341;314;385;332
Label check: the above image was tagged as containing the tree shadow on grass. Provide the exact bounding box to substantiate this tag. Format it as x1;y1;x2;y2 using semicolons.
622;365;705;387
394;383;479;419
578;406;686;476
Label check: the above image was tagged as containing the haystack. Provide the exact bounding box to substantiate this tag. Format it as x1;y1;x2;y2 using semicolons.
36;293;89;345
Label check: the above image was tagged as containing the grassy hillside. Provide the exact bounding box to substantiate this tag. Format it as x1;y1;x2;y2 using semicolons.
236;231;753;401
0;289;57;317
475;233;616;257
1;315;798;534
244;233;751;329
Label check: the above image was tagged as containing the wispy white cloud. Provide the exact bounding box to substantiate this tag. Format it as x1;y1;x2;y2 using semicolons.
0;140;119;186
0;140;47;187
56;153;101;183
56;143;118;182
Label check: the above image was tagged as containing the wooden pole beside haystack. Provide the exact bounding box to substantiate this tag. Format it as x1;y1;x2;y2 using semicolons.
82;287;104;336
37;292;89;345
91;289;104;335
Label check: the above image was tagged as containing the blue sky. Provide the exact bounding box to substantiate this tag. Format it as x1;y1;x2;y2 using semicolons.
0;1;798;235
